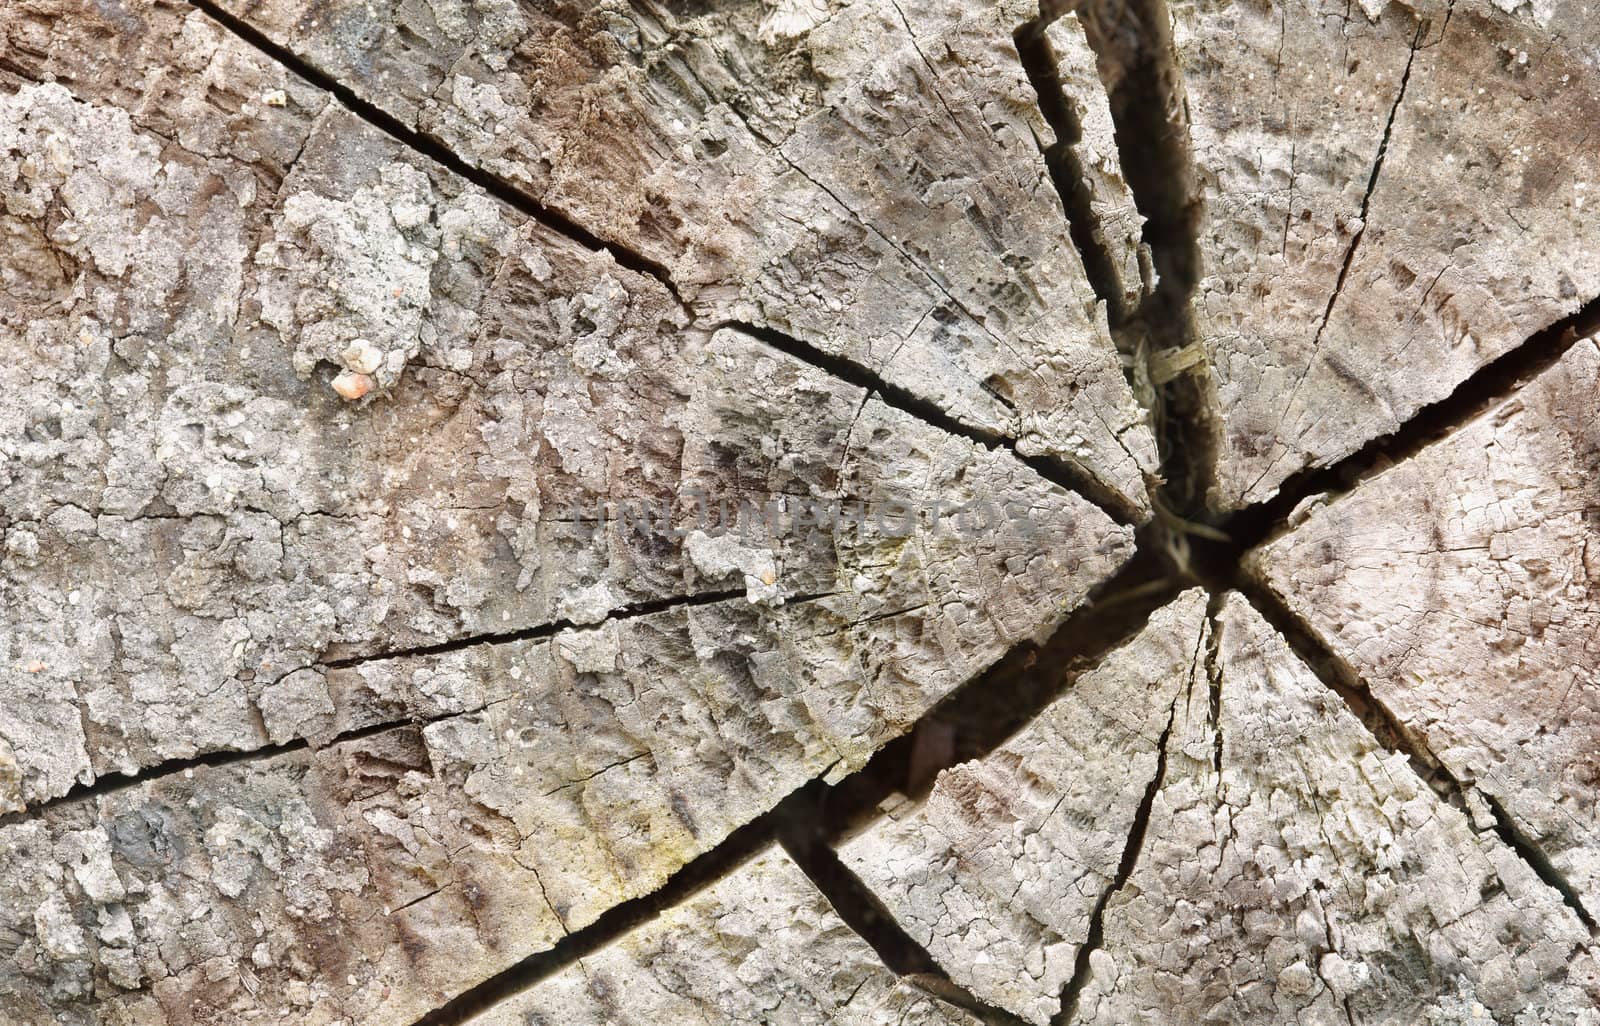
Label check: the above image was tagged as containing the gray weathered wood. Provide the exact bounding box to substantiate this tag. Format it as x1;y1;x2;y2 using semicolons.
1174;0;1600;508
3;0;1598;1023
462;845;983;1026
195;0;1162;511
840;590;1208;1024
1250;337;1600;920
846;592;1597;1023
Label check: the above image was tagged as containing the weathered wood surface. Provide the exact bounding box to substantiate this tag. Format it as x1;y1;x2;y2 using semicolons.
0;0;1130;812
1075;594;1596;1025
189;0;1164;511
1251;337;1600;920
841;590;1208;1024
461;845;982;1026
848;593;1597;1024
0;3;1134;1020
1175;0;1600;509
1;0;1598;1023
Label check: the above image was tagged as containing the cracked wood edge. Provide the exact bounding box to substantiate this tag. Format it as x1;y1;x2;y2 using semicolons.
179;0;1161;513
455;844;983;1026
1070;593;1596;1024
839;591;1598;1023
0;0;1131;815
0;555;1133;1024
1166;0;1600;510
1249;336;1600;921
836;589;1210;1024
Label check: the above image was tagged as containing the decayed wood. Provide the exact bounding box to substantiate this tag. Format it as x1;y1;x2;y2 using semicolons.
845;592;1596;1023
840;589;1208;1024
460;845;981;1026
1074;594;1595;1024
1250;337;1600;920
0;589;1067;1024
1166;0;1600;509
193;0;1162;511
3;0;1599;1022
0;4;1138;1020
0;0;1131;814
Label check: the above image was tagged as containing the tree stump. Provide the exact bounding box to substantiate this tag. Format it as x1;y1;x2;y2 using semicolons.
0;0;1595;1023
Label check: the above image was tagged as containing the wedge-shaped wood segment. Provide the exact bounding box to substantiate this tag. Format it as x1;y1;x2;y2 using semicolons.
1042;10;1150;323
0;0;1132;814
1172;0;1600;508
0;585;1089;1024
461;844;981;1026
1073;594;1596;1024
1251;337;1600;921
841;589;1210;1024
200;0;1160;511
846;592;1596;1023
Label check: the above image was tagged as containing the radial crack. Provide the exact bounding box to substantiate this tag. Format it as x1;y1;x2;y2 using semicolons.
721;320;1145;526
1012;12;1134;328
1054;694;1179;1025
0;710;431;827
1234;577;1598;934
401;784;823;1026
778;827;1032;1026
1073;0;1219;525
1204;291;1600;562
182;0;687;304
1292;8;1444;410
320;587;756;668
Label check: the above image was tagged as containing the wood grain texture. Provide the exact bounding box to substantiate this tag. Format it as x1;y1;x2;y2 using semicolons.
840;590;1208;1024
1251;337;1600;920
461;845;982;1026
2;0;1598;1022
1173;0;1600;508
1075;594;1597;1025
846;593;1598;1023
197;0;1162;512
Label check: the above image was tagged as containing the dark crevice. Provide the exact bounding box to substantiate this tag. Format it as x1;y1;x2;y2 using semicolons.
1304;16;1430;367
3;588;810;826
777;829;1032;1026
401;540;1173;1026
187;0;1161;536
406;784;818;1026
1072;0;1218;525
771;533;1184;1026
1012;15;1133;328
61;0;1600;1014
1234;576;1598;934
1206;291;1600;560
183;0;686;304
320;587;756;668
790;532;1181;849
719;320;1145;527
1203;590;1226;775
1478;791;1598;935
398;546;1178;1025
1054;695;1179;1025
0;712;414;829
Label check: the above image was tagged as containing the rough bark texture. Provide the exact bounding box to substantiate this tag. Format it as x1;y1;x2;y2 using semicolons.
2;0;1598;1023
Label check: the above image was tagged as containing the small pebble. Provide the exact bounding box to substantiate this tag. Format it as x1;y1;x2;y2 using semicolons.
332;370;374;400
341;339;384;375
